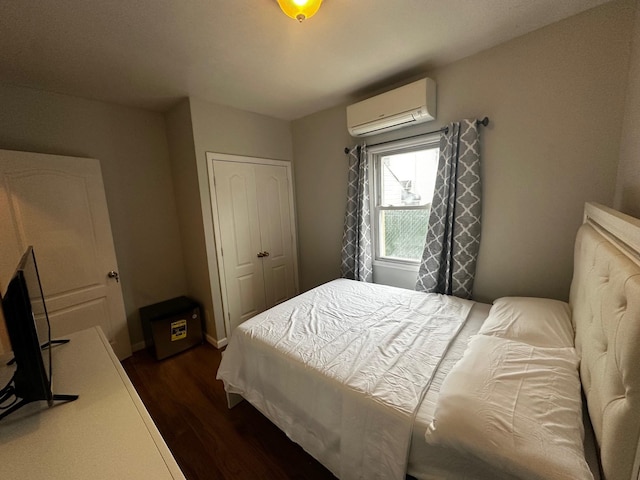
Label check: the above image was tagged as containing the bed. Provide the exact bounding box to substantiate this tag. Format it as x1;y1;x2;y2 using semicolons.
217;202;640;480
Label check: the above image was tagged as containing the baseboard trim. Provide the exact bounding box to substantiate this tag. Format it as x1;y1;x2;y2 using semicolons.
206;333;227;349
131;340;147;352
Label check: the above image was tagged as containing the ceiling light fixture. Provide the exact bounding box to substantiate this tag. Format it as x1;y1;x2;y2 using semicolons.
277;0;323;22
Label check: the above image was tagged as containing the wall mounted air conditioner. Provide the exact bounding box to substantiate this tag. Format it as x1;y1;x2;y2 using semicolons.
346;78;436;137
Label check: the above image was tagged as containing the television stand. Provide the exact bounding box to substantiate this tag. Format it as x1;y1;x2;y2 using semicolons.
0;337;79;420
51;393;79;401
5;338;72;367
0;383;79;420
41;338;71;349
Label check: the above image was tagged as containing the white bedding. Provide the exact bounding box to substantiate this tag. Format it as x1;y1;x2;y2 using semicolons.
477;296;574;348
425;334;593;480
406;302;516;479
217;279;473;480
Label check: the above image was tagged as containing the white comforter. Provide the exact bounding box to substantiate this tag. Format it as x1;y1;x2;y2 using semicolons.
217;279;473;479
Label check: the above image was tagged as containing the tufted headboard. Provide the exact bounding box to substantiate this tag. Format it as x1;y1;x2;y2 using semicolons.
569;203;640;480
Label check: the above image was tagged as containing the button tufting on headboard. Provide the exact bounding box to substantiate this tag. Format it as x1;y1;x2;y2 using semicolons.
570;220;640;480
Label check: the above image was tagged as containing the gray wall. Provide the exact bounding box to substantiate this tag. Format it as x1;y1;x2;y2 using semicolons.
292;0;634;303
0;85;295;349
0;84;188;349
165;99;214;343
615;0;640;217
292;106;352;292
183;97;293;341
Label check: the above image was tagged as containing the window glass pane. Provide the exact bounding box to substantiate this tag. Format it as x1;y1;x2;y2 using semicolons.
379;208;430;261
380;148;439;207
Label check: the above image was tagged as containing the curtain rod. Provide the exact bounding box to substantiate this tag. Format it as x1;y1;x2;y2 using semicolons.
343;116;489;154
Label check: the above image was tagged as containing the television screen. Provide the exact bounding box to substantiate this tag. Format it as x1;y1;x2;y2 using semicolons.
0;246;77;421
21;246;52;378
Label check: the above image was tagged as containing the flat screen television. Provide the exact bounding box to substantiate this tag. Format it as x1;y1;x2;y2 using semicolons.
0;246;77;421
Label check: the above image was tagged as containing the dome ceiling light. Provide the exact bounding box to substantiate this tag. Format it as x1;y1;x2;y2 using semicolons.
277;0;323;22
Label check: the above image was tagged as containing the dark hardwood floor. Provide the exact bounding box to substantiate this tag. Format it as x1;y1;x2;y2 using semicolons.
122;342;336;480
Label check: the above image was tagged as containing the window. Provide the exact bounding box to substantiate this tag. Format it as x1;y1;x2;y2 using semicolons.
371;136;439;265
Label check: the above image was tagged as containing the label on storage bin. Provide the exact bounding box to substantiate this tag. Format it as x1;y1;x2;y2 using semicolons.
171;319;187;341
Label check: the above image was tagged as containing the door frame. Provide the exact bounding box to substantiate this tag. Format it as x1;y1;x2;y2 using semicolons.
206;152;300;338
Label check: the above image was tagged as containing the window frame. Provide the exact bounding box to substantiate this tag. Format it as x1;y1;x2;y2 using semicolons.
369;134;440;268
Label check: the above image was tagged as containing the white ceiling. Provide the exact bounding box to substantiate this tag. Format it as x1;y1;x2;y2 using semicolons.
0;0;612;121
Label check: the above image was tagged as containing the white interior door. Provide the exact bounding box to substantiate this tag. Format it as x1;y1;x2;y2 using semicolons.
255;164;297;308
0;150;132;359
213;161;267;333
211;157;298;336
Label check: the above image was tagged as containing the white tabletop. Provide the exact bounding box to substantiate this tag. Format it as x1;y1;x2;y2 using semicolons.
0;327;185;479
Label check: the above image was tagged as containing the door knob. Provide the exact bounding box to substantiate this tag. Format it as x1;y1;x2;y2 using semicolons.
107;271;120;283
256;251;270;258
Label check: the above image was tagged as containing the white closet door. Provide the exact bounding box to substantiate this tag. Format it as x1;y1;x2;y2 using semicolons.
212;161;266;333
212;157;298;336
0;150;131;359
255;164;296;308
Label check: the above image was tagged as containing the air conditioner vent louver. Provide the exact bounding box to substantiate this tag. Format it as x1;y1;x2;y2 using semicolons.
346;78;436;137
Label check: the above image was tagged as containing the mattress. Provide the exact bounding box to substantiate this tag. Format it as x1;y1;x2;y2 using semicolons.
218;279;474;480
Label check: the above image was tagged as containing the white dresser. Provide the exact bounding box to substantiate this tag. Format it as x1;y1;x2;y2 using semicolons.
0;327;186;479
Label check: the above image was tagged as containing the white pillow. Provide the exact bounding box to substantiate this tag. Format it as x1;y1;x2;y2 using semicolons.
426;335;593;480
478;296;574;348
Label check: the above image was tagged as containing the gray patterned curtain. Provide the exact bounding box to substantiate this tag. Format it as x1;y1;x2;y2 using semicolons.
340;145;373;282
416;119;482;298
